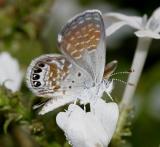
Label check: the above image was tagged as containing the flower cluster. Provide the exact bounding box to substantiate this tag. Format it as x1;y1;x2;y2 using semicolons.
104;7;160;39
0;52;23;92
56;99;119;147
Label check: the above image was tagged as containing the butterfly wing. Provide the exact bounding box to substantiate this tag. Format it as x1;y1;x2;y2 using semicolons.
26;54;93;114
26;10;106;114
58;10;106;84
37;97;75;115
26;54;92;97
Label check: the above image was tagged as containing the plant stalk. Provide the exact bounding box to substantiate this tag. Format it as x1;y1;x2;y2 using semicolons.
113;37;152;142
120;37;152;110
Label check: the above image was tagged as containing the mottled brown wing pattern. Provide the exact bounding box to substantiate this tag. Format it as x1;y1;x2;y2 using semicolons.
26;54;71;97
58;10;106;83
58;10;102;60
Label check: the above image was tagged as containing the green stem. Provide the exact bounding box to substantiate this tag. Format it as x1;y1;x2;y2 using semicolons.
11;125;38;147
113;37;152;142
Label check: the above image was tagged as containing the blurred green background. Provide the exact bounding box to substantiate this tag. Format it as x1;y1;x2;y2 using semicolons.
0;0;160;147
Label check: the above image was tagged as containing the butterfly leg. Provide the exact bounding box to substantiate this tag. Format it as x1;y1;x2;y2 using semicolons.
106;91;114;101
83;104;86;112
74;99;78;105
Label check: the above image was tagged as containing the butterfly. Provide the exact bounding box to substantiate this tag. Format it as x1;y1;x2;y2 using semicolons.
26;10;117;115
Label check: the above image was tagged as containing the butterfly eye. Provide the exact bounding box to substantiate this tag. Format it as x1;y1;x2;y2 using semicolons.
33;81;41;87
34;68;42;73
32;74;40;80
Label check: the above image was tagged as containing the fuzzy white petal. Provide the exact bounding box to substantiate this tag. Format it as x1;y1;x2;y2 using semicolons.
57;104;90;147
105;21;127;36
56;100;119;147
0;52;23;92
146;7;160;32
57;104;106;147
135;30;160;39
91;99;119;143
104;13;142;30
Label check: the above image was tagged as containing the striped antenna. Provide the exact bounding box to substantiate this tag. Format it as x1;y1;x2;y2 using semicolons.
112;78;134;86
110;69;134;77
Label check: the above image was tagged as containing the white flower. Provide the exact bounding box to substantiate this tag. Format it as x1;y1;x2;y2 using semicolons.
104;7;160;39
0;52;23;92
56;99;119;147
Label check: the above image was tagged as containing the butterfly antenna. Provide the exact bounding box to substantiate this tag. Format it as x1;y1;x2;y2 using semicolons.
112;78;134;86
110;69;134;77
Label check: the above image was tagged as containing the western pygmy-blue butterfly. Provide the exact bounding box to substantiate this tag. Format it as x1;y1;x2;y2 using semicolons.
26;10;117;115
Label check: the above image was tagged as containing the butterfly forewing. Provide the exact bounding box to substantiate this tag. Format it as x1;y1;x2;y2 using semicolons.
58;10;106;84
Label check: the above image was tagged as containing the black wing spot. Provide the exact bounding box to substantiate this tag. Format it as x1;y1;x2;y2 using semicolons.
45;59;52;62
32;74;40;80
69;86;72;89
33;81;41;87
34;68;42;73
38;63;45;67
78;72;81;77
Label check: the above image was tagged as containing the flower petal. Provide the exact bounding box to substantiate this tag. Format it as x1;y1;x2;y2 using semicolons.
105;21;127;36
135;30;160;39
91;99;119;143
56;104;85;130
146;7;160;32
56;100;119;147
0;52;23;92
103;12;142;32
56;104;93;147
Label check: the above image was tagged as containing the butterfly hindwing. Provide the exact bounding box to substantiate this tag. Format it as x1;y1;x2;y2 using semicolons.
26;54;93;98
